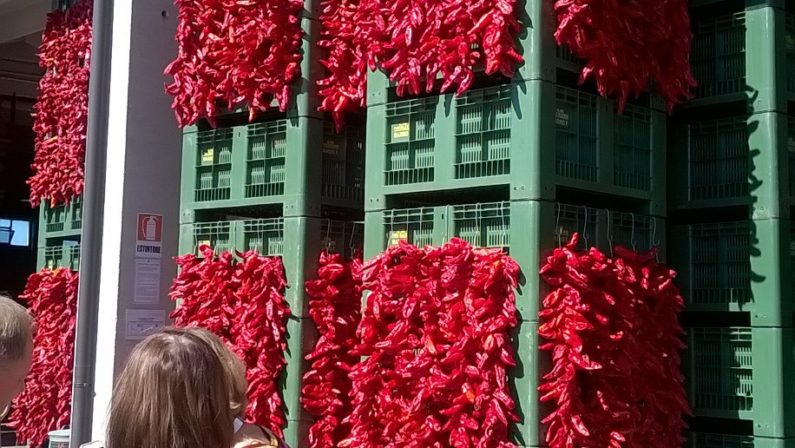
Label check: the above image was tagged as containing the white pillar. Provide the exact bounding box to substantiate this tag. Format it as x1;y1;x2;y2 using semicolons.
88;0;181;441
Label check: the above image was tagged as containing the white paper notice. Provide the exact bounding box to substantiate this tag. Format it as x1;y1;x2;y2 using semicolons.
134;258;161;305
125;309;165;341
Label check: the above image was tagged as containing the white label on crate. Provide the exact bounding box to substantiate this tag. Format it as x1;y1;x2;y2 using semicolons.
134;258;161;305
555;108;570;128
125;309;165;341
392;122;410;140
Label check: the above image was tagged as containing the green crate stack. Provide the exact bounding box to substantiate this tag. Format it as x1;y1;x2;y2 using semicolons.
172;3;368;445
669;2;795;445
362;0;669;445
37;196;82;271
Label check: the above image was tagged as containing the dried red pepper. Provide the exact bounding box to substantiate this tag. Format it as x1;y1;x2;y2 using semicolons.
9;268;79;447
538;236;689;448
165;0;304;127
318;0;523;128
317;0;368;131
301;251;363;448
554;0;695;111
28;0;93;207
341;239;520;447
170;246;290;437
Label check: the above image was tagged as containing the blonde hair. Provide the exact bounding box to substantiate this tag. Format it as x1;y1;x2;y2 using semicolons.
0;295;32;364
106;328;235;448
181;327;249;417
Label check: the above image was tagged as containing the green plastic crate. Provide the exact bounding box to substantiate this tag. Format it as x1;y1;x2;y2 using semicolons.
678;221;754;310
613;105;652;191
181;117;365;221
687;7;792;110
689;433;795;448
672;219;793;325
676;116;750;206
39;240;80;271
384;96;437;186
691;12;747;99
454;85;513;180
686;327;795;437
39;197;82;240
366;81;664;211
181;218;362;258
555;86;598;182
377;201;660;254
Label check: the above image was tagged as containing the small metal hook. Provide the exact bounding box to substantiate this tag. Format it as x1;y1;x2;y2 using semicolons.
581;206;589;250
324;218;333;252
606;209;614;257
555;203;563;248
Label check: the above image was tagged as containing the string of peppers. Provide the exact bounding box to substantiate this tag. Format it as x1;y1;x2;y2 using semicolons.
9;269;79;447
341;239;520;447
165;0;305;127
554;0;695;111
170;246;291;437
318;0;524;130
28;0;92;207
538;236;689;448
301;252;363;448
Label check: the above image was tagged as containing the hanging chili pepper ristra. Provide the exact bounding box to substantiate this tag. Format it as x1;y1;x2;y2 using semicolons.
9;269;80;448
165;0;304;127
341;239;520;447
553;0;695;111
301;252;363;448
538;236;689;448
170;246;290;437
28;0;93;207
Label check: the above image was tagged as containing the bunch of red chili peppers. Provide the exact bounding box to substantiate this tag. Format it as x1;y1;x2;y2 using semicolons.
341;239;520;447
9;269;79;447
538;236;689;448
165;0;304;127
553;0;695;111
317;0;523;129
170;246;290;436
301;252;363;448
28;0;92;207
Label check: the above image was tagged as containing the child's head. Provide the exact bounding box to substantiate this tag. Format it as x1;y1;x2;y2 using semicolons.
180;327;249;418
106;328;235;448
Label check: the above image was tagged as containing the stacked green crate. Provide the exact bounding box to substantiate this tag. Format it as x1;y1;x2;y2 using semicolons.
363;2;667;447
173;5;366;446
37;197;82;271
670;2;795;446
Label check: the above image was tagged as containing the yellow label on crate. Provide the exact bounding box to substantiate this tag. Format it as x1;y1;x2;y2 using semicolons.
323;140;340;156
201;148;214;164
198;240;211;249
388;230;408;246
392;122;410;140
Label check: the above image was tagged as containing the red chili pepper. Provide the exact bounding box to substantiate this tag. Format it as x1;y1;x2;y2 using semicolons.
538;235;689;448
165;0;304;127
553;0;695;112
170;246;290;437
28;0;93;208
341;238;520;447
301;251;363;448
9;268;80;447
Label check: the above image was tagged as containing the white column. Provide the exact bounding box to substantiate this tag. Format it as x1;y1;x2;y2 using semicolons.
89;0;181;441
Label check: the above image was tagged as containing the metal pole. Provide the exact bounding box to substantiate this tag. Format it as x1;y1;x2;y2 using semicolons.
69;0;113;444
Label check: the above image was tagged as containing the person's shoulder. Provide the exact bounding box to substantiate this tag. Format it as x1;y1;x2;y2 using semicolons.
232;423;281;448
